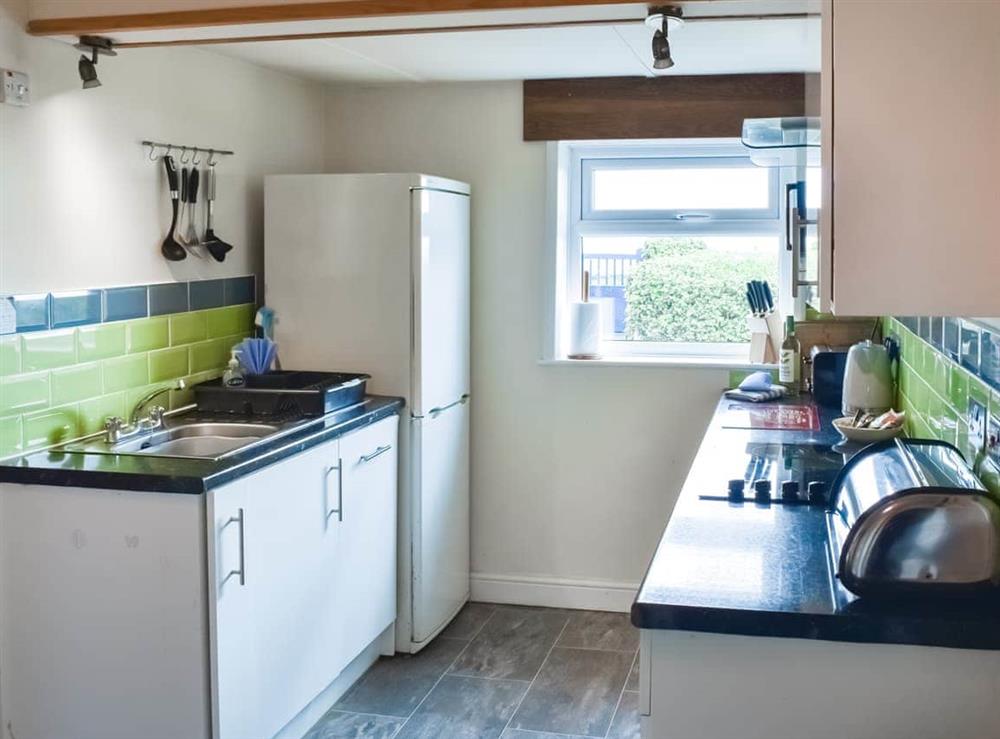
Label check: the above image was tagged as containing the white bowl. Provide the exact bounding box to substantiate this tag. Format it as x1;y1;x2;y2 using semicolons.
832;417;904;444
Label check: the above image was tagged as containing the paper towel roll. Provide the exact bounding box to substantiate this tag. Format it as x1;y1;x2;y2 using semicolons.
568;301;602;359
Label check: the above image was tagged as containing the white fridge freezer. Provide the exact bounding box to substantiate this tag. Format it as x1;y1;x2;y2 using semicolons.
264;173;471;653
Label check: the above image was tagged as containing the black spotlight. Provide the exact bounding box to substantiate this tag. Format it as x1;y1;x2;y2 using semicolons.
652;27;673;70
645;6;683;72
73;36;116;90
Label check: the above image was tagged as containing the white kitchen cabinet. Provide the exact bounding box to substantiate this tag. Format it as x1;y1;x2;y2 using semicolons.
0;415;399;739
336;417;399;665
209;439;344;739
823;0;1000;316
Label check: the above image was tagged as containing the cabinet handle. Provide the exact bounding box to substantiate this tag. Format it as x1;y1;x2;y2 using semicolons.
785;182;799;253
359;444;392;464
223;508;246;587
790;211;801;299
325;460;343;522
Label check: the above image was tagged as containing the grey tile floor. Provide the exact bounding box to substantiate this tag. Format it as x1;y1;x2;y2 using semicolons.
303;604;641;739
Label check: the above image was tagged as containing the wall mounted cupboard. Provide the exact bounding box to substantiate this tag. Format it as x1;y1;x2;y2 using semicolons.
822;0;1000;316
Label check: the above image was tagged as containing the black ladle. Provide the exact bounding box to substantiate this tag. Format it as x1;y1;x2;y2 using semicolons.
203;164;233;262
161;156;186;261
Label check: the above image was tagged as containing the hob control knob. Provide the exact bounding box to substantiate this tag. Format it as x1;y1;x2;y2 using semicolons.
727;479;745;502
753;479;772;504
781;480;800;500
807;481;828;505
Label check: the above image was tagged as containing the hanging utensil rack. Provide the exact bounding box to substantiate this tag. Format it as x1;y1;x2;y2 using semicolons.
142;140;235;165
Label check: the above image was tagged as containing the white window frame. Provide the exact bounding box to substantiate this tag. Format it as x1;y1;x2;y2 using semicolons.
544;138;793;363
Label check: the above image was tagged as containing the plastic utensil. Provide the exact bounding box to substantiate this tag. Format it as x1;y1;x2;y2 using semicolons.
203;164;233;263
160;156;186;261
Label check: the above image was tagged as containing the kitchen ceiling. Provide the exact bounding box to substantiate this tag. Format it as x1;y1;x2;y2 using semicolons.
201;16;820;84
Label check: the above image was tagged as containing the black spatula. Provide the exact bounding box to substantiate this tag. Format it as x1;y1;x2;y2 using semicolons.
203;164;233;263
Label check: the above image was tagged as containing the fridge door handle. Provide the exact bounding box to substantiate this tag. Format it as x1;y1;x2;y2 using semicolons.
427;394;470;418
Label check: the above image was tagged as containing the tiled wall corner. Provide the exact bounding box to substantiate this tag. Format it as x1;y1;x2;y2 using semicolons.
0;303;253;459
886;316;1000;496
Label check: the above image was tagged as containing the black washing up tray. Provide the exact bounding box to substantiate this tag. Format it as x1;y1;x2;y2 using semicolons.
194;371;370;417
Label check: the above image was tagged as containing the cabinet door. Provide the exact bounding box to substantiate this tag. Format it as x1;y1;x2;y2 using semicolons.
209;439;341;739
244;440;342;738
208;477;261;739
337;416;399;664
829;0;1000;315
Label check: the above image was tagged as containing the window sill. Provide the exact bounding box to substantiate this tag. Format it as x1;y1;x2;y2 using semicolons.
539;356;778;371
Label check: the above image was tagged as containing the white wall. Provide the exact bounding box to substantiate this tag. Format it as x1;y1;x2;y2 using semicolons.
326;82;728;607
0;0;326;295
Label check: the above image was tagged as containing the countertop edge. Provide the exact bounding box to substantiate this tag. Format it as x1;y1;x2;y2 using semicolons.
0;397;405;494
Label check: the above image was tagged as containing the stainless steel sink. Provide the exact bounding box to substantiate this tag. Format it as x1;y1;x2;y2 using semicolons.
64;420;287;460
111;423;280;458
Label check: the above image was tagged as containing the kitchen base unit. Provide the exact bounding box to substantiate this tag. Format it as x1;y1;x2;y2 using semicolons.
0;415;398;739
639;629;1000;739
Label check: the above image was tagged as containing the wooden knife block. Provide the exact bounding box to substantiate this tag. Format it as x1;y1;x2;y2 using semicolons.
747;313;783;364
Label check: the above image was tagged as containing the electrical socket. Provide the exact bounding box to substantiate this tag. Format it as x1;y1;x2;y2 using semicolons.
968;398;988;451
988;414;1000;467
0;69;30;106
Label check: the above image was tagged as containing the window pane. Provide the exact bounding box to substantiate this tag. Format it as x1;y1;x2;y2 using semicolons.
590;165;771;212
582;235;779;344
805;167;821;210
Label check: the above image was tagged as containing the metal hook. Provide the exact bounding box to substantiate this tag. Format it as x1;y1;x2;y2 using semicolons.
207;149;218;167
191;148;202;166
164;144;173;159
179;146;191;164
147;142;159;161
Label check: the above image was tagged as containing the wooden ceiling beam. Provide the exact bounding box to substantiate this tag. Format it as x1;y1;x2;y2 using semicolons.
26;0;647;36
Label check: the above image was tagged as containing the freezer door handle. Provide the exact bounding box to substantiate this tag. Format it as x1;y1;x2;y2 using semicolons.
426;394;470;419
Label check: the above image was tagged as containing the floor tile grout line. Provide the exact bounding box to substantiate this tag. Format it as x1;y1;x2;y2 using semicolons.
390;605;502;739
550;644;639;654
327;708;413;722
603;649;639;739
497;614;572;738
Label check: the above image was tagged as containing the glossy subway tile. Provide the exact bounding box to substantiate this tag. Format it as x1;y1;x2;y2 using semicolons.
0;335;21;375
223;276;255;307
50;363;103;406
104;286;149;322
189;279;225;311
12;294;50;333
21;330;77;371
149;283;190;317
77;323;127;363
50;290;102;329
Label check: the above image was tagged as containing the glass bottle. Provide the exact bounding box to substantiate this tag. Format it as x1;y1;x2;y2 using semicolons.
779;316;801;395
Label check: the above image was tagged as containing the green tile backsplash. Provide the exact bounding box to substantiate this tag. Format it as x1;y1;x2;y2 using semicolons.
0;303;252;459
886;316;1000;496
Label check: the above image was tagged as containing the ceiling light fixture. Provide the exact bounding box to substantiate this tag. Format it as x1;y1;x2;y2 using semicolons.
645;6;684;71
74;35;116;90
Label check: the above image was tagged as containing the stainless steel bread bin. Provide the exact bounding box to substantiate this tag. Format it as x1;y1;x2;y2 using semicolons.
827;438;1000;597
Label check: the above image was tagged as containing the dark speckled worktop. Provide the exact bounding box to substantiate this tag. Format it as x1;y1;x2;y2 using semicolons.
0;396;404;494
631;394;1000;650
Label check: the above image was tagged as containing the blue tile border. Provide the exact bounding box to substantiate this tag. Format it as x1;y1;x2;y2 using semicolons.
12;294;50;333
149;282;190;316
104;286;149;322
51;290;102;329
190;279;225;310
223;276;255;306
0;276;256;335
894;316;1000;392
